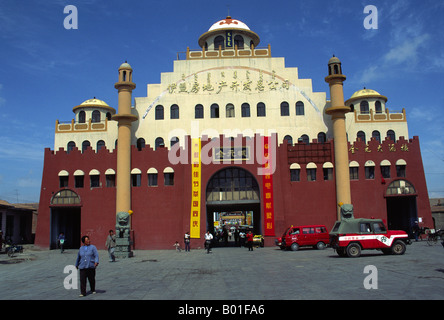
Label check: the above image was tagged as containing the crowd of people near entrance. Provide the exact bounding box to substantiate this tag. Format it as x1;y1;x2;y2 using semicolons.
174;227;257;253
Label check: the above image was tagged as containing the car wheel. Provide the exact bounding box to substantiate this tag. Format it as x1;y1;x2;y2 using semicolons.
316;241;326;250
391;240;406;255
290;243;299;251
346;243;361;258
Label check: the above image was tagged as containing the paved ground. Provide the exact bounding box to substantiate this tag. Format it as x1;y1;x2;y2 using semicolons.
0;240;443;303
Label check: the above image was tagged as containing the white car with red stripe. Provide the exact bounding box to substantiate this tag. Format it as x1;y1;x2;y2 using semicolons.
329;218;411;257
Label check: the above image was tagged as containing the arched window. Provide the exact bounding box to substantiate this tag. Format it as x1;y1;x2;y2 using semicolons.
195;104;204;119
387;130;396;142
155;137;164;150
137;138;145;151
131;168;141;187
372;130;381;143
290;163;300;181
147;168;158;187
51;189;80;205
79;111;86;123
357;131;366;142
155;105;164;120
375;101;382;113
349;161;359;180
67;141;76;154
164;167;174;186
350;104;354;112
386;179;415;196
257;102;266;117
211;104;219;118
296;101;304;115
92;110;100;123
214;36;224;50
380;160;391;178
96;140;105;152
170;104;179;119
365;160;375;179
206;167;260;203
226;104;235;118
396;159;407;177
105;169;115;187
241;103;250;117
323;162;334;180
317;132;326;143
74;170;85;188
306;162;317;181
89;169;100;188
106;112;112;120
360;100;369;114
170;136;179;147
300;134;309;144
82;140;90;153
234;35;244;49
58;170;69;188
280;102;289;116
284;135;293;145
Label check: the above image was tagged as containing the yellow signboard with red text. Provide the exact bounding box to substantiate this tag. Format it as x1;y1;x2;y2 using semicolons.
190;138;201;238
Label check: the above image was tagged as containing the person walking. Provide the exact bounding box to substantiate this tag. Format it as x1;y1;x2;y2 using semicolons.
246;231;254;251
105;230;116;262
204;230;213;254
75;235;99;297
184;231;191;252
57;232;65;253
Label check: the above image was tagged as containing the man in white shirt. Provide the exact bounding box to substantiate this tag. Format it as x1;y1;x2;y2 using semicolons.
204;230;213;254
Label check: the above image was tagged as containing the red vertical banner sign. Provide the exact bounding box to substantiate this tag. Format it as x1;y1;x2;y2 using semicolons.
262;136;275;236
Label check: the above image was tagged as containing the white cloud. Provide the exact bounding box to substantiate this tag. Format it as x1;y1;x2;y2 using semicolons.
383;34;430;65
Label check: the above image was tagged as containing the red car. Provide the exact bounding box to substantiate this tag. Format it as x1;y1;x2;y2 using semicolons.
275;225;329;251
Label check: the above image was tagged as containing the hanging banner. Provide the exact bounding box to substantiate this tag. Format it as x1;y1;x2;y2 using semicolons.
262;136;275;236
190;138;201;238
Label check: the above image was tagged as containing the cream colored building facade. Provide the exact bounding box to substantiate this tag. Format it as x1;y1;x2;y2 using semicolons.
54;17;408;154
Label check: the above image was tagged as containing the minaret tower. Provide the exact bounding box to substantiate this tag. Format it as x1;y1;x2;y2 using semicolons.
113;62;137;214
325;56;352;220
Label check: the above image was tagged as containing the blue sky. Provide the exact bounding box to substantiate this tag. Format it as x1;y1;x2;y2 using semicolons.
0;0;443;203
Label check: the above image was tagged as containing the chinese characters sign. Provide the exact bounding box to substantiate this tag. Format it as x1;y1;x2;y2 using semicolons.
262;137;275;236
166;68;290;96
190;138;201;238
213;146;250;161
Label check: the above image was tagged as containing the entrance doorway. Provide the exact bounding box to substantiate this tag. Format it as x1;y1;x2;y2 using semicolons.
50;207;81;249
385;179;418;236
386;196;417;235
49;189;82;250
206;167;261;246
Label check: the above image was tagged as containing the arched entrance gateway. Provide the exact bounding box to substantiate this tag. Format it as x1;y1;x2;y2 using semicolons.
49;190;81;250
206;167;261;246
385;179;418;236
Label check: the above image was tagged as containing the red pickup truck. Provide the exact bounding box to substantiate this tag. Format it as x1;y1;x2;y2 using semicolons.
275;225;329;251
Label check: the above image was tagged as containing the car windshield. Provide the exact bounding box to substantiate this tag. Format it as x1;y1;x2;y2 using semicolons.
332;222;341;232
373;222;386;233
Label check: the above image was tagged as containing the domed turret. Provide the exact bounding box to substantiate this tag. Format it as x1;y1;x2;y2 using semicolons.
72;98;115;123
198;16;260;50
